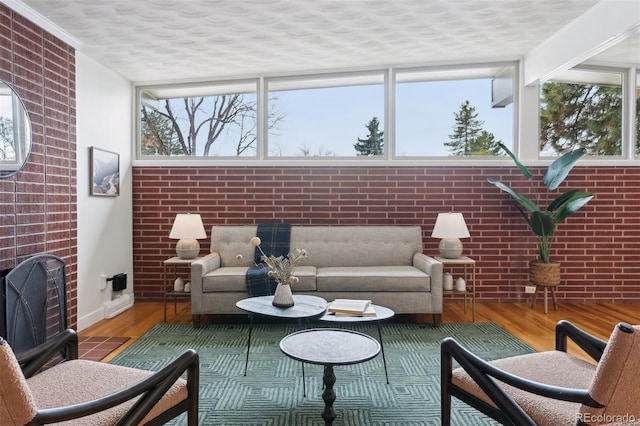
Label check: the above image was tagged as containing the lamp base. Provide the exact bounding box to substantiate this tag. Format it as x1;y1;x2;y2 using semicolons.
176;238;200;259
438;238;463;259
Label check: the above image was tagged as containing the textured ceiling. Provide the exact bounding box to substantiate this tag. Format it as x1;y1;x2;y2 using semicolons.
12;0;630;84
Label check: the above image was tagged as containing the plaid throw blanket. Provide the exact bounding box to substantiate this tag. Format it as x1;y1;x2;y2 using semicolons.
245;223;291;297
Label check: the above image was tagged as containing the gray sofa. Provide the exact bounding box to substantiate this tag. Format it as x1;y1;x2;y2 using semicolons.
190;225;443;327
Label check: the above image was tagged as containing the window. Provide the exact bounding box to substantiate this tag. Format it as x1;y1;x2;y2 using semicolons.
267;73;385;157
395;65;515;157
139;80;258;157
540;67;623;157
136;64;518;162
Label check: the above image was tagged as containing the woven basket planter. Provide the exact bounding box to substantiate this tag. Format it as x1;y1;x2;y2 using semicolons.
529;261;561;287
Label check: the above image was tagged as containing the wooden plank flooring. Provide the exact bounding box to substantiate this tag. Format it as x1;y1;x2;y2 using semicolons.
79;301;640;363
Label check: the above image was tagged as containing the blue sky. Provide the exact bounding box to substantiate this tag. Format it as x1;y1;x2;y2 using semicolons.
179;77;514;157
267;79;513;157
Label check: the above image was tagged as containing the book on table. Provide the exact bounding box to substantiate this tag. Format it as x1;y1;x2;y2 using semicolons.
328;299;376;316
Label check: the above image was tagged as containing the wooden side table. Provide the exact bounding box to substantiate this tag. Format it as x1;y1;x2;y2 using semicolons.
163;256;201;322
435;256;476;322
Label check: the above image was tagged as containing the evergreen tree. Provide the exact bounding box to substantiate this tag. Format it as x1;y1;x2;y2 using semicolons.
140;108;181;155
445;100;482;155
472;130;503;155
540;82;625;155
354;117;384;156
445;100;497;155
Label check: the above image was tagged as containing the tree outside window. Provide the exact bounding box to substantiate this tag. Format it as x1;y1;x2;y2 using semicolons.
538;68;640;157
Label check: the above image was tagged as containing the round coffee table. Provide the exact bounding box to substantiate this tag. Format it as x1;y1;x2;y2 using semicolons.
280;328;380;426
319;304;394;384
236;295;327;377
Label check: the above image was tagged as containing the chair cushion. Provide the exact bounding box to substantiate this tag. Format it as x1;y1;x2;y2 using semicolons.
581;324;640;423
452;351;597;426
0;341;37;425
26;359;187;426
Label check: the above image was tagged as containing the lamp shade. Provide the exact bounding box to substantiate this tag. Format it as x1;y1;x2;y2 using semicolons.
169;213;206;259
431;212;470;259
169;213;206;239
431;212;470;239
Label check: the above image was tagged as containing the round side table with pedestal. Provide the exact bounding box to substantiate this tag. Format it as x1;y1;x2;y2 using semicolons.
280;328;380;426
319;304;394;384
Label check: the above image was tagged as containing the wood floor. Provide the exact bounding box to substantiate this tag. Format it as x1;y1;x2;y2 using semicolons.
79;301;640;363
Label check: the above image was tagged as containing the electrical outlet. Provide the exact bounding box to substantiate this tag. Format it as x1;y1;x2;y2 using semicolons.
524;285;536;294
99;274;108;291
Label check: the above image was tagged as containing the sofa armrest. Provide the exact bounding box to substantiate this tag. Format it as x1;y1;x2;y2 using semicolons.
413;253;443;300
190;253;221;298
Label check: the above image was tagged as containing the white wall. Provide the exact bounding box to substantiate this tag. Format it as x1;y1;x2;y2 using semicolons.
76;52;134;331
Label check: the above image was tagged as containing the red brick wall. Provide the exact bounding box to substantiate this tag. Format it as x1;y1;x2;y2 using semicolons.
0;5;77;327
132;166;640;304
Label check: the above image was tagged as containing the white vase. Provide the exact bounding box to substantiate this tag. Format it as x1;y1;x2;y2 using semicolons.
455;277;466;292
443;272;453;291
184;282;191;292
272;282;294;308
174;277;185;292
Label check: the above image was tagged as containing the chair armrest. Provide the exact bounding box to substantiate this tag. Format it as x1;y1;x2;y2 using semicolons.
34;349;200;425
413;253;443;299
441;337;595;426
17;329;79;378
555;320;607;362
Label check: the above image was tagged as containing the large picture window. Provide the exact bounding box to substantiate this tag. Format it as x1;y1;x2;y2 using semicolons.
136;63;639;164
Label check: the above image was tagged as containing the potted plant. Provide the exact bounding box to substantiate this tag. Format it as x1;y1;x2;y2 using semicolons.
487;143;594;288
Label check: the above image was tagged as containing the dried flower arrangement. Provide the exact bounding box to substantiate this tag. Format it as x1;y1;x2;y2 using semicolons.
236;236;308;285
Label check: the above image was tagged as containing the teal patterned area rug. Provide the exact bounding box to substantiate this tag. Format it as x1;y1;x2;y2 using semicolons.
110;322;533;425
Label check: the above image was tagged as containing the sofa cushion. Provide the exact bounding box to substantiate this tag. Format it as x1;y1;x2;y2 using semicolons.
291;226;423;268
210;226;259;267
203;266;317;293
288;266;317;291
316;266;430;292
203;267;249;292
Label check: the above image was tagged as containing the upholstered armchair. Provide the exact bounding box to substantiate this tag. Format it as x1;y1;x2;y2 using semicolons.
0;329;199;426
441;320;640;425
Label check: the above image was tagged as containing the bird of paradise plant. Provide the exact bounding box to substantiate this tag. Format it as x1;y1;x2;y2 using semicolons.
487;143;594;263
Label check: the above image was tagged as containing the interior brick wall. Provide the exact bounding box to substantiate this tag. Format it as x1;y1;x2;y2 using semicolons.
0;5;77;327
133;165;640;304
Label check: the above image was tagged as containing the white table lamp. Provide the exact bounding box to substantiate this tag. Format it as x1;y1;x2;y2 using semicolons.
431;212;470;259
169;213;206;259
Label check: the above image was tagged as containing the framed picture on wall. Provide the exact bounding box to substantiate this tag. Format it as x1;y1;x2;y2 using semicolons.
90;147;119;196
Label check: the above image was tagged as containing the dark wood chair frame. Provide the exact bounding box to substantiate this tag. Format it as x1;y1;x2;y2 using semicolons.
440;320;626;426
13;329;200;426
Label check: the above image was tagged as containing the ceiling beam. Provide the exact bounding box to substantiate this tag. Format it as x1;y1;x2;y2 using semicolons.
524;0;640;86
